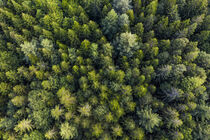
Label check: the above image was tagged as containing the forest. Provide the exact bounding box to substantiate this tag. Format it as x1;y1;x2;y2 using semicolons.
0;0;209;139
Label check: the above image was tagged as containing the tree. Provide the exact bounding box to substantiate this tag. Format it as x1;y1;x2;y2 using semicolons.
22;130;45;140
0;0;5;7
41;38;54;58
60;122;78;140
196;51;210;69
5;70;19;82
11;96;26;107
113;32;139;58
112;124;123;137
22;1;33;13
171;38;189;51
60;61;70;71
94;105;108;121
143;14;155;32
170;131;184;140
134;22;144;38
137;108;161;133
181;0;208;19
118;13;130;26
123;118;135;130
0;51;19;71
72;21;81;36
52;65;61;74
101;9;119;40
0;117;16;132
51;105;63;120
11;0;22;13
42;29;53;40
81;0;104;19
45;128;58;140
89;43;99;60
158;0;180;22
20;39;39;57
14;119;33;134
78;103;92;117
145;0;158;16
67;29;79;47
162;87;183;102
167;117;183;129
156;65;172;81
126;9;135;24
181;76;205;91
13;85;27;95
31;109;52;131
133;0;142;14
81;24;91;39
155;17;168;38
113;0;132;14
92;123;103;138
79;12;89;24
56;87;76;110
22;13;36;27
132;127;144;140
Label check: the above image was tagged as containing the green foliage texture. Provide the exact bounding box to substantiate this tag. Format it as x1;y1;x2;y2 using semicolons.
0;0;209;139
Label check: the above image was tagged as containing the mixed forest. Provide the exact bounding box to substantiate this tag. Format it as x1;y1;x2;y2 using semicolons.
0;0;209;139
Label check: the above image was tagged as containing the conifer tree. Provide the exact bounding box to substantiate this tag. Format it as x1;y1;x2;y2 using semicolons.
113;0;132;14
101;9;119;40
60;122;78;140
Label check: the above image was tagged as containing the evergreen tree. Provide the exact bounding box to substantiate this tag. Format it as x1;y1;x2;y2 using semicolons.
14;119;33;134
113;32;140;58
101;9;119;40
137;108;161;133
60;122;78;140
113;0;132;14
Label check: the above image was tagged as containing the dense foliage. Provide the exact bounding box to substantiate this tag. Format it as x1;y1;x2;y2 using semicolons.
0;0;209;140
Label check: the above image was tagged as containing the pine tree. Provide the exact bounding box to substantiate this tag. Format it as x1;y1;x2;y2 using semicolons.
20;39;39;57
22;130;45;140
92;123;103;138
113;0;132;14
137;108;161;133
101;9;119;40
14;119;33;134
11;96;26;107
112;124;123;137
51;105;63;120
113;32;139;58
45;128;58;140
78;103;92;117
60;122;78;140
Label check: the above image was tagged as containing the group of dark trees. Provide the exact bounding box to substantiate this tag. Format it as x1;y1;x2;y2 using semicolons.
0;0;209;139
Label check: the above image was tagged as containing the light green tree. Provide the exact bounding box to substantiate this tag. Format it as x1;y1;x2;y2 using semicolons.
45;128;58;140
113;0;132;14
60;122;78;140
78;103;92;117
14;119;33;134
112;124;123;137
20;39;39;57
11;96;26;107
51;105;64;120
113;32;139;58
92;123;103;138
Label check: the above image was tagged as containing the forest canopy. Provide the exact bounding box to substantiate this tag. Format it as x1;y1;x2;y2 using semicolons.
0;0;209;140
